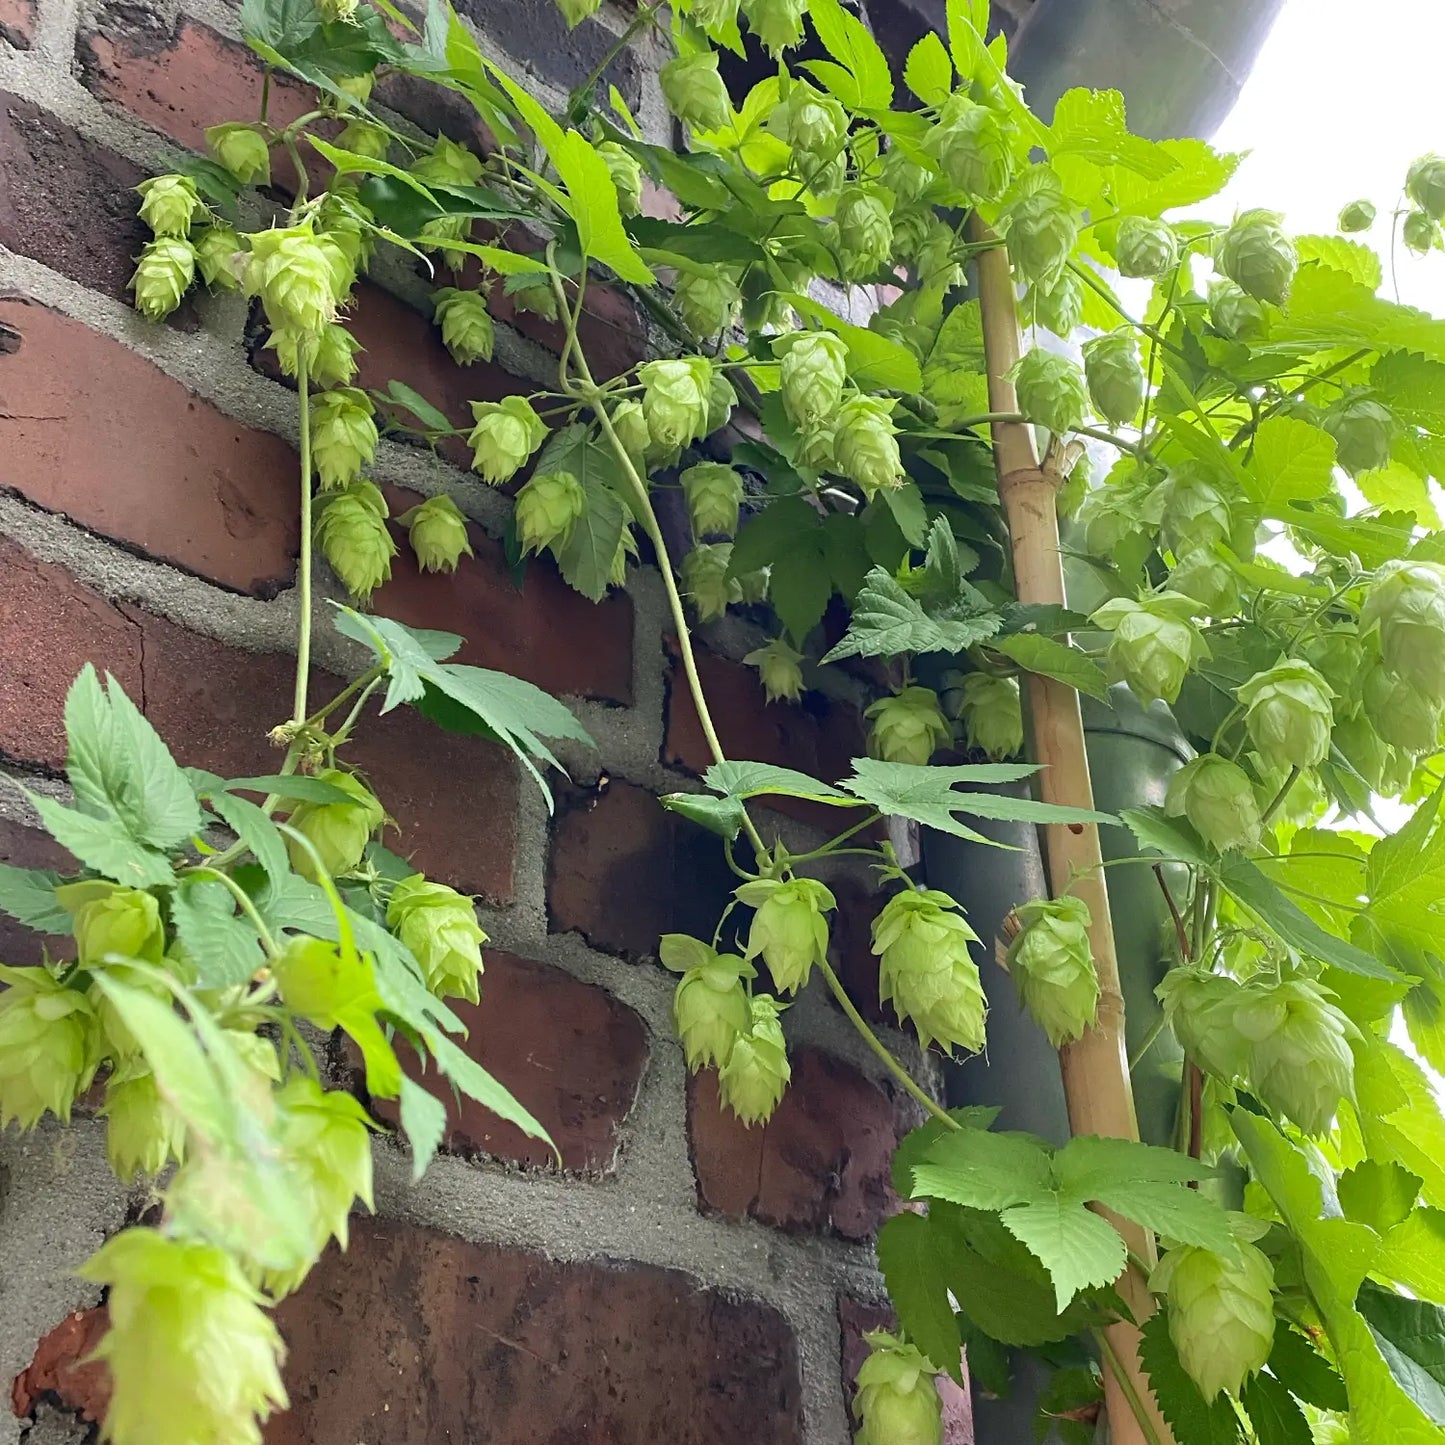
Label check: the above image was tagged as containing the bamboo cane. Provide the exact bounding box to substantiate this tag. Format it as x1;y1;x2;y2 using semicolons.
970;221;1175;1445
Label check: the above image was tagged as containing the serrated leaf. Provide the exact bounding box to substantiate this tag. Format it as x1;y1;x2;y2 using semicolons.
0;863;71;933
422;1028;554;1154
821;567;1002;662
1378;1210;1445;1305
1273;263;1445;364
804;0;892;109
30;796;174;890
379;378;453;432
206;792;289;891
991;633;1111;702
890;1110;1001;1195
1356;1280;1445;1426
398;1074;448;1183
1049;88;1180;181
1295;233;1382;289
883;481;928;547
904;31;952;104
913;1127;1054;1210
701;761;849;805
1000;1197;1126;1311
1339;1159;1421;1234
789;295;924;392
1267;1327;1348;1412
876;1211;963;1379
658;790;747;841
1138;1311;1246;1445
770;554;833;644
555;469;625;603
223;775;361;804
1245;416;1337;511
1372;351;1445;432
171;877;266;988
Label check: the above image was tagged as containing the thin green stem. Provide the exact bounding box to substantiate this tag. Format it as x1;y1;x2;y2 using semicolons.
1260;766;1302;827
260;69;271;124
294;360;314;725
565;0;664;122
1128;1014;1169;1073
1138;277;1177;441
1094;1330;1166;1445
328;675;383;751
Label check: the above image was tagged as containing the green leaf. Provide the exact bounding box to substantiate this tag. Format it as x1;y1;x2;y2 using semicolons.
206;792;288;891
923;300;992;423
1245;416;1338;511
377;378;453;432
803;0;893;109
904;32;952;105
221;774;368;803
1356;1280;1445;1426
1353;1039;1445;1213
770;553;833;645
1240;1370;1312;1445
30;795;174;890
912;1128;1054;1211
1000;1197;1126;1312
658;790;747;841
1049;88;1180;181
239;0;317;51
1120;806;1215;868
1139;1311;1246;1445
398;1075;448;1182
534;425;629;603
0;863;71;933
701;761;849;805
821;567;1003;663
1339;1160;1422;1234
991;633;1111;703
1371;352;1445;432
422;1028;555;1155
876;1211;963;1379
1295;234;1383;291
1273;263;1445;364
883;481;928;547
1267;1327;1348;1413
170;877;265;988
1356;460;1439;526
628;217;765;268
1378;1210;1445;1305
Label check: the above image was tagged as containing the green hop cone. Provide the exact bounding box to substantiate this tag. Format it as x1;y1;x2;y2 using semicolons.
398;493;473;575
891;209;934;263
692;0;741;39
1361;559;1445;702
704;369;738;436
310;386;378;491
1303;626;1364;712
60;882;164;966
285;768;385;881
853;1331;943;1445
1156;463;1234;556
1407;153;1445;219
717;994;791;1125
1029;270;1083;337
640;357;711;451
734;876;835;994
681;461;744;538
1151;1240;1275;1401
0;968;100;1129
506;274;559;319
1235;977;1358;1135
882;146;932;205
927;94;1011;200
866;686;951;766
1404;209;1439;255
433;287;495;365
610;399;651;464
743;638;805;704
1338;198;1377;233
468;396;547;484
780;331;850;430
835;394;904;497
267;323;361;390
1164;754;1262;853
739;0;805;54
205;123;271;186
660;51;732;131
1363;661;1441;754
872;888;986;1056
1216;209;1296;306
682;541;741;622
1010;348;1087;438
1156;967;1250;1082
1237;660;1334;770
662;935;754;1072
598;140;644;217
675;267;742;336
914;219;963;288
103;1062;184;1179
410;134;484;188
956;673;1022;760
248;223;338;337
1091;592;1208;705
335;119;391;161
386;874;487;1003
1170;550;1239;616
131;236;196;320
136;174;202;237
1114;215;1179;278
795;423;836;473
768;82;847;171
555;0;601;25
1003;168;1078;291
335;72;374;103
836;185;893;279
1083;332;1145;427
515;470;585;555
1208;278;1267;342
1006;895;1099;1047
81;1229;287;1445
193;225;244;291
1322;391;1395;475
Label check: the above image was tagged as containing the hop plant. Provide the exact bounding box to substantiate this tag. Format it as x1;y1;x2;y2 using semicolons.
780;331;850;430
739;0;805;55
598;140;644;217
663;935;754;1072
853;1332;943;1445
1157;463;1234;556
410;134;484;188
681;461;744;539
927;94;1011;200
1233;977;1358;1135
1237;660;1335;770
675;267;742;336
743;639;805;704
639;357;711;451
1404;209;1440;255
102;1063;184;1180
555;0;602;26
205;123;271;185
131;236;196;320
682;542;741;622
386;874;487;1002
659;52;732;131
1363;661;1441;754
610;399;651;464
1156;967;1250;1082
285;768;386;881
1151;1238;1275;1401
310;387;378;490
83;1230;287;1444
1338;198;1377;233
335;119;391;161
836;186;893;278
398;494;473;574
1164;754;1262;853
1010;348;1087;437
768;83;847;172
866;686;951;766
795;423;837;473
705;369;738;436
505;274;559;319
717;994;790;1124
1303;627;1365;712
1407;153;1445;220
691;0;741;40
872;888;986;1055
0;968;100;1129
955;673;1022;760
63;882;164;966
516;470;585;555
433;287;495;365
1208;278;1267;342
1216;209;1296;306
1361;559;1445;702
468;396;547;483
136;174;202;237
608;525;638;588
1003;169;1078;291
835;395;904;497
734;876;835;993
249;223;339;337
1170;550;1239;617
1322;392;1395;475
1083;332;1146;427
881;145;932;205
1006;895;1100;1047
194;225;244;291
267;323;361;391
1091;593;1208;705
1115;215;1178;278
1029;270;1083;337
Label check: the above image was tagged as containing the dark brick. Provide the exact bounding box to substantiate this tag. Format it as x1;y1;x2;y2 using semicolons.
0;821;75;965
547;778;737;960
0;0;34;46
366;949;648;1171
9;1308;110;1425
688;1046;907;1241
0;297;299;595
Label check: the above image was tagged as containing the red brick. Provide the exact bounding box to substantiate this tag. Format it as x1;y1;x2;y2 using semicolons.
374;485;633;705
10;1308;111;1424
839;1296;974;1444
547;778;737;960
0;0;34;46
366;949;647;1171
0;298;299;595
0;820;75;965
688;1046;907;1242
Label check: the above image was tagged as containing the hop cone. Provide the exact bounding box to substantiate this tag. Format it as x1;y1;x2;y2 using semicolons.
1363;660;1441;753
64;883;164;966
433;287;495;365
1362;559;1445;702
718;994;790;1125
1010;348;1087;437
0;969;100;1129
781;331;850;429
1156;967;1250;1082
399;493;473;574
795;423;836;473
206;123;271;186
315;481;396;601
335;119;391;161
835;395;903;497
387;874;487;1003
836;186;893;279
743;639;805;704
1216;209;1296;306
137;174;202;236
927;94;1011;200
768;82;846;170
516;471;585;555
1091;593;1208;705
882;146;932;204
1164;754;1262;853
131;236;196;320
285;768;385;881
1170;550;1239;617
248;223;339;337
660;52;731;130
1405;210;1440;255
682;462;744;539
1208;278;1267;342
411;135;483;188
103;1062;184;1179
663;935;753;1072
310;386;378;490
866;686;951;766
705;369;738;435
194;225;244;291
1003;169;1078;291
610;399;651;463
872;888;986;1055
682;542;741;622
1238;660;1334;770
1323;392;1395;476
956;673;1022;760
598;140;644;217
640;357;711;451
1007;895;1099;1047
556;0;602;25
1407;153;1445;220
1083;332;1145;427
1157;463;1234;556
468;396;547;483
853;1331;943;1445
80;1229;287;1445
1334;712;1391;794
1029;270;1083;337
739;0;805;54
692;0;741;41
507;274;558;318
268;323;361;390
1303;627;1365;713
735;876;835;994
675;267;742;336
1338;199;1376;233
1115;215;1178;278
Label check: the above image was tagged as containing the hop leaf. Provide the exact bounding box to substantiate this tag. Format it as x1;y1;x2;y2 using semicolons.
194;225;245;291
0;969;100;1129
598;140;644;217
1338;198;1376;233
1010;348;1087;437
1164;754;1262;853
267;323;361;390
205;124;271;186
664;936;754;1072
675;268;742;337
1156;967;1250;1082
927;94;1012;200
1361;560;1445;703
1237;660;1334;770
743;639;805;704
734;876;835;994
1215;209;1296;306
1322;391;1395;476
1208;278;1267;342
1003;168;1078;291
853;1330;943;1445
515;471;585;555
1083;332;1145;428
738;0;805;54
639;356;711;452
102;1062;185;1180
836;185;893;279
1115;215;1178;278
681;462;744;539
248;223;339;337
1006;895;1099;1047
433;287;495;365
835;394;904;497
872;888;986;1055
1406;153;1445;220
398;494;473;574
310;386;378;490
386;874;487;1003
866;686;951;766
717;994;790;1125
468;397;547;483
284;768;386;881
315;481;397;601
681;542;741;622
1363;660;1441;754
660;52;732;131
1091;592;1208;705
704;369;738;436
136;174;202;237
131;236;196;320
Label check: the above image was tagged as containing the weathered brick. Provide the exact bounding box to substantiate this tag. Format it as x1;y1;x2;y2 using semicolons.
547;778;736;959
0;0;34;47
0;821;75;965
688;1046;906;1241
366;949;648;1171
9;1308;110;1425
374;485;633;705
0;298;299;595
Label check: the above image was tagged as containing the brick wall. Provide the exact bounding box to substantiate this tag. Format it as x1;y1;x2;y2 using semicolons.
0;0;972;1441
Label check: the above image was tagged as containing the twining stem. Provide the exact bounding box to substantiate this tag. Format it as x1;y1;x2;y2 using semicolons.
293;359;315;726
1095;1330;1166;1445
184;866;282;958
1128;1014;1169;1073
1260;766;1302;827
785;811;883;865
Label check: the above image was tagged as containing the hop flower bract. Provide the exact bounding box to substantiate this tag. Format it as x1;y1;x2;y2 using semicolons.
872;888;986;1055
387;874;487;1003
1006;895;1099;1047
717;994;790;1124
0;967;100;1129
1011;348;1087;437
1237;659;1334;770
743;638;805;704
398;493;473;574
866;686;951;766
468;396;547;484
284;768;385;881
734;876;835;993
1216;209;1296;306
433;287;495;365
1164;754;1262;853
314;481;396;601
